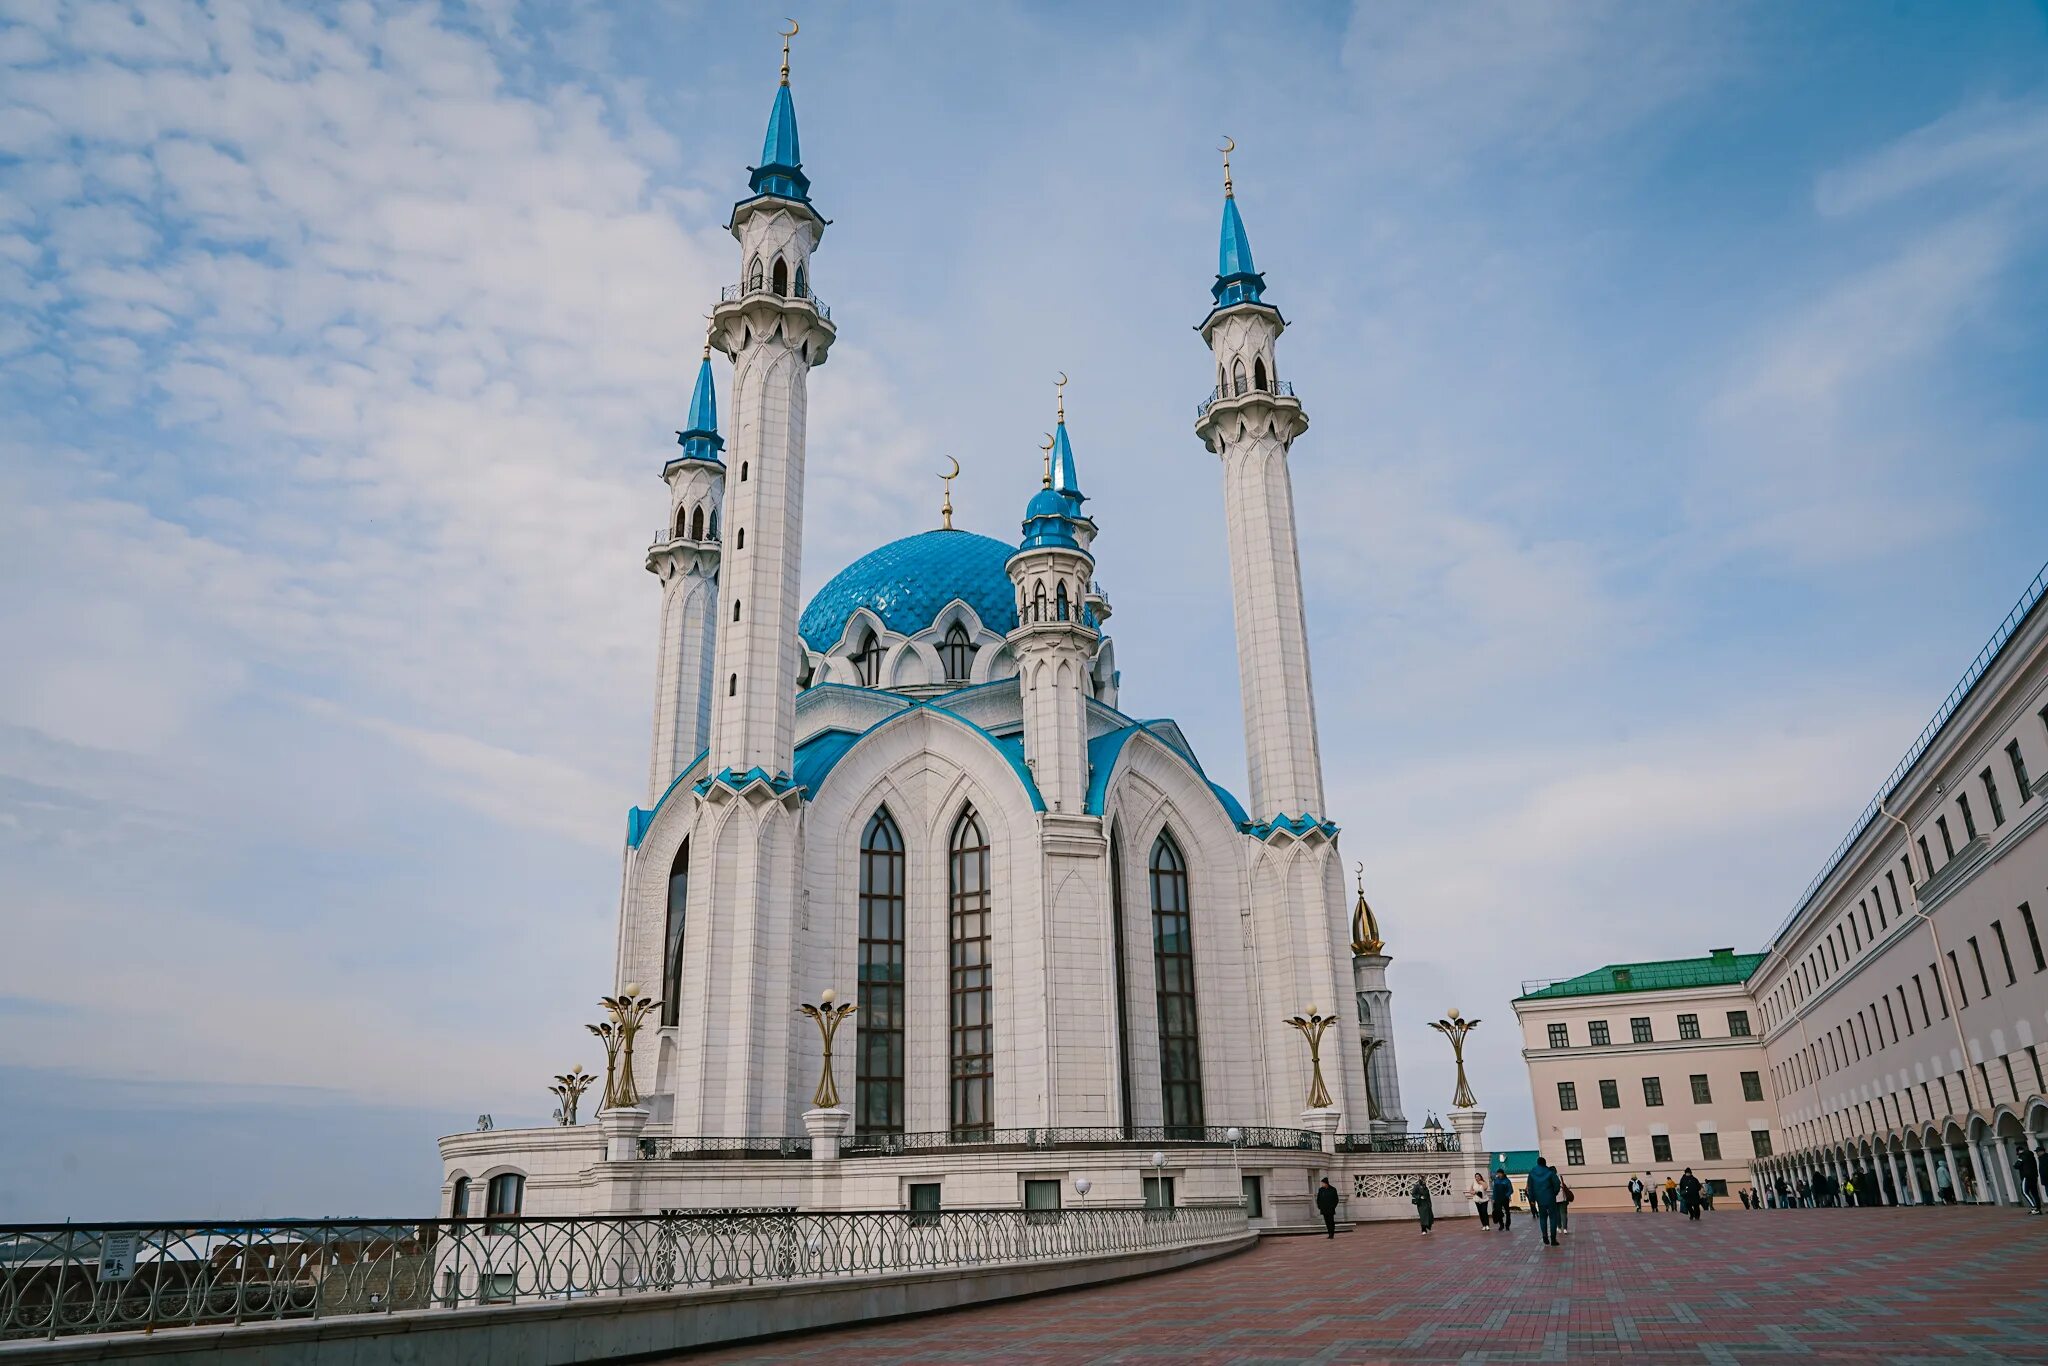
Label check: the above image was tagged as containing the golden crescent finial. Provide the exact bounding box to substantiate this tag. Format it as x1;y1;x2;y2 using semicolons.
938;453;957;530
1220;135;1235;197
780;17;798;83
1040;433;1055;489
782;17;799;37
943;454;961;480
1054;371;1067;422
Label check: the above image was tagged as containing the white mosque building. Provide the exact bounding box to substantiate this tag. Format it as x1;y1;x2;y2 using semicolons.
441;40;1475;1230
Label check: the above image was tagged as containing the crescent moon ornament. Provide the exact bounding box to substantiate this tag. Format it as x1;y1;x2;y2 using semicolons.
781;17;799;37
943;454;960;480
1219;135;1236;155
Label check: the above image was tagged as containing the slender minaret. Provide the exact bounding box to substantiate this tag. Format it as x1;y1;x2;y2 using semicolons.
1348;867;1409;1133
645;343;725;802
1006;382;1099;815
1193;144;1323;823
705;25;836;779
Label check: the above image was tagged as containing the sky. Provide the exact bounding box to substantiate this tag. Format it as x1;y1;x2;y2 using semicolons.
1;0;2046;1221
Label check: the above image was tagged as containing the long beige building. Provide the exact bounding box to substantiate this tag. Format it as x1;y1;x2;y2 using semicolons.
1518;560;2048;1209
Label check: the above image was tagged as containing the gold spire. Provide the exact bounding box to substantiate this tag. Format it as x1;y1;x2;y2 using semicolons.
1055;370;1067;423
939;455;959;529
1350;862;1384;956
779;17;798;86
1039;434;1055;489
1220;135;1236;199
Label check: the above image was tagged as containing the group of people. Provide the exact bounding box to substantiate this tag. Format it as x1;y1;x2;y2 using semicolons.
1451;1161;1576;1244
1764;1143;2046;1212
1627;1171;1713;1216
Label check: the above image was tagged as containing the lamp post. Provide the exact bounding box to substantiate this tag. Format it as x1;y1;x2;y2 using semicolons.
796;988;858;1110
1430;1008;1481;1109
586;1021;623;1113
1283;1004;1338;1109
1225;1126;1244;1206
549;1065;596;1126
596;983;661;1109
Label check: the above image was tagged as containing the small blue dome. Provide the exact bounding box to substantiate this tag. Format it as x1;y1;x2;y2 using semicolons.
799;529;1019;652
1024;487;1072;520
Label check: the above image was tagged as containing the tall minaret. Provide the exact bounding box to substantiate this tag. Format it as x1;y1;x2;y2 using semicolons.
705;25;835;780
1192;144;1323;823
645;343;725;802
1005;381;1099;815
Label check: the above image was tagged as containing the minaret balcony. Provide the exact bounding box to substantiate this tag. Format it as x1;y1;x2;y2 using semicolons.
718;278;832;323
1195;377;1294;420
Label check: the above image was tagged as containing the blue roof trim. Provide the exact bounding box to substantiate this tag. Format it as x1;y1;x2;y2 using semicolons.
800;529;1019;651
788;701;1044;812
1244;812;1341;841
671;354;724;465
1050;420;1083;500
626;749;708;849
791;727;862;794
750;83;810;201
1085;722;1248;827
1213;195;1266;306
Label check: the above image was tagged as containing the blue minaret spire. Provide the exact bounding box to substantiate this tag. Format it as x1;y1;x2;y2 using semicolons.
672;341;724;465
749;22;810;202
1212;139;1266;307
1021;374;1095;550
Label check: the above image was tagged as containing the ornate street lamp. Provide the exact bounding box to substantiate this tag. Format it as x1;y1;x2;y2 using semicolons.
796;988;858;1110
594;983;661;1109
1429;1007;1481;1109
1283;1004;1338;1110
1359;1036;1386;1122
549;1065;596;1126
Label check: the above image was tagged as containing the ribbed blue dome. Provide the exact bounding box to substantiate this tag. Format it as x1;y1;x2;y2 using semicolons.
799;530;1019;652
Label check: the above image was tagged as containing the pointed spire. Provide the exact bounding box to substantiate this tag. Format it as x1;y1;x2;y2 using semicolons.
1050;372;1082;499
1350;863;1385;956
1212;138;1266;308
750;22;810;202
673;341;724;464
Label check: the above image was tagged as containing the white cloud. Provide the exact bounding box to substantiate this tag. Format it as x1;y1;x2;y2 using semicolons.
1817;99;2048;216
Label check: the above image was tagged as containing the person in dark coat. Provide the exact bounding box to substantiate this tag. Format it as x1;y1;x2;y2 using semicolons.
1678;1167;1703;1221
1411;1177;1435;1234
2014;1143;2043;1215
1490;1169;1514;1230
1315;1177;1340;1237
1526;1157;1563;1247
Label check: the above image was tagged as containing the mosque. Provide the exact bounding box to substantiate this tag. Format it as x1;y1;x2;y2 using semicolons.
440;33;1479;1230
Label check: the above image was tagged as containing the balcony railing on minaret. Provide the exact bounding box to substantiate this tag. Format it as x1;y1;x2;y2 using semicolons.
1196;378;1294;419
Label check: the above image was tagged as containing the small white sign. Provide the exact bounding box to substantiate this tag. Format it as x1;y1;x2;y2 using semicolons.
98;1234;137;1283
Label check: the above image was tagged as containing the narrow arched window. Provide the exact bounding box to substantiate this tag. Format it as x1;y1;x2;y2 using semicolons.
485;1173;524;1233
739;462;748;482
941;623;973;683
1151;832;1204;1136
1055;582;1070;621
736;528;744;550
1231;358;1247;395
661;839;688;1026
449;1176;471;1220
772;257;789;296
675;507;689;540
949;808;993;1138
707;509;719;540
1108;827;1134;1134
690;507;704;541
732;599;741;622
794;262;808;298
856;808;905;1135
748;255;764;292
728;673;737;696
1253;356;1268;391
1032;580;1047;623
1217;362;1226;394
852;630;883;688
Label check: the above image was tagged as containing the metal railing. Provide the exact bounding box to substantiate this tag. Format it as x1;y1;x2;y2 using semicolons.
1196;378;1295;419
645;1125;1317;1160
1766;557;2048;950
718;279;832;322
644;1135;813;1160
1335;1131;1462;1154
0;1206;1246;1342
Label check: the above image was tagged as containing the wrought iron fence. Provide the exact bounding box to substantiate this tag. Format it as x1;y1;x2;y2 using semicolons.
1334;1131;1462;1154
644;1126;1317;1160
0;1206;1246;1342
644;1135;814;1160
1195;378;1296;418
717;279;832;322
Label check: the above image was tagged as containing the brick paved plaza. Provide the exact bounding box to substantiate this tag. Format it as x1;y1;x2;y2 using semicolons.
681;1208;2048;1364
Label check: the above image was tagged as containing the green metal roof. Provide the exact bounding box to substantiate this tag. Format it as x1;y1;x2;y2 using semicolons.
1517;948;1766;1002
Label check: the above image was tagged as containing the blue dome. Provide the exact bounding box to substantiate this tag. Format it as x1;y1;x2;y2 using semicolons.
1024;487;1073;520
799;529;1019;652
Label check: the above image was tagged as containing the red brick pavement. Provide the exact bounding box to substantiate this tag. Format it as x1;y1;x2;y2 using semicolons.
672;1208;2048;1364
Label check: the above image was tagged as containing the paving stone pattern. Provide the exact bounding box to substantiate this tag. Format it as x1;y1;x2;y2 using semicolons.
677;1209;2048;1364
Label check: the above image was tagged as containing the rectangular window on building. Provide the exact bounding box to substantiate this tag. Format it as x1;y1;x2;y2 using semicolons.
1958;794;1978;841
1914;974;1931;1026
1609;1136;1629;1164
1994;920;2017;985
1899;985;1914;1035
1700;1132;1722;1161
2021;903;2046;972
1642;1077;1664;1106
1690;1074;1712;1104
1938;1075;1953;1113
1564;1137;1585;1166
1849;915;1861;950
1631;1017;1653;1043
1931;964;1950;1018
1918;835;1934;875
1947;950;1966;1007
1937;815;1955;859
1599;1079;1620;1109
1651;1134;1672;1162
1547;1022;1570;1049
1142;1175;1176;1211
1886;870;1903;919
1969;937;1991;998
1024;1179;1062;1222
1752;1130;1773;1158
2009;739;2033;802
1589;1019;1611;1046
1677;1014;1701;1040
1983;768;2006;826
1727;1010;1751;1037
1242;1175;1263;1217
1558;1081;1578;1111
2029;1045;2046;1096
909;1182;943;1225
1741;1070;1763;1102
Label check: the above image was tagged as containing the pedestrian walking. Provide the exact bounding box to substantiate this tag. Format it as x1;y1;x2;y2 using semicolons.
1557;1178;1574;1234
1315;1177;1339;1238
1935;1159;1955;1204
1664;1177;1678;1211
1412;1176;1435;1234
1491;1169;1514;1231
2013;1144;2043;1215
1628;1174;1645;1212
1527;1156;1563;1247
1679;1167;1703;1221
1468;1171;1491;1229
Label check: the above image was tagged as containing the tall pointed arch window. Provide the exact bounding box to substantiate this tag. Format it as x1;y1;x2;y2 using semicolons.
856;809;905;1134
690;507;704;540
748;255;764;292
941;623;974;683
1108;827;1134;1135
851;629;884;687
1253;356;1268;391
1055;582;1070;621
1031;581;1048;623
949;808;994;1138
1231;357;1247;395
1151;832;1204;1136
794;262;809;298
771;257;789;296
661;839;688;1026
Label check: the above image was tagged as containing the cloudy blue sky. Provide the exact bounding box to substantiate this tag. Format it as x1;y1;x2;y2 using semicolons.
2;0;2046;1219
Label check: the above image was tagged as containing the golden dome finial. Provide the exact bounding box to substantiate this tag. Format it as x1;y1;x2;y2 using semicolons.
1040;433;1055;489
779;17;798;86
939;454;959;530
1350;861;1384;956
1054;370;1068;423
1219;135;1235;199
